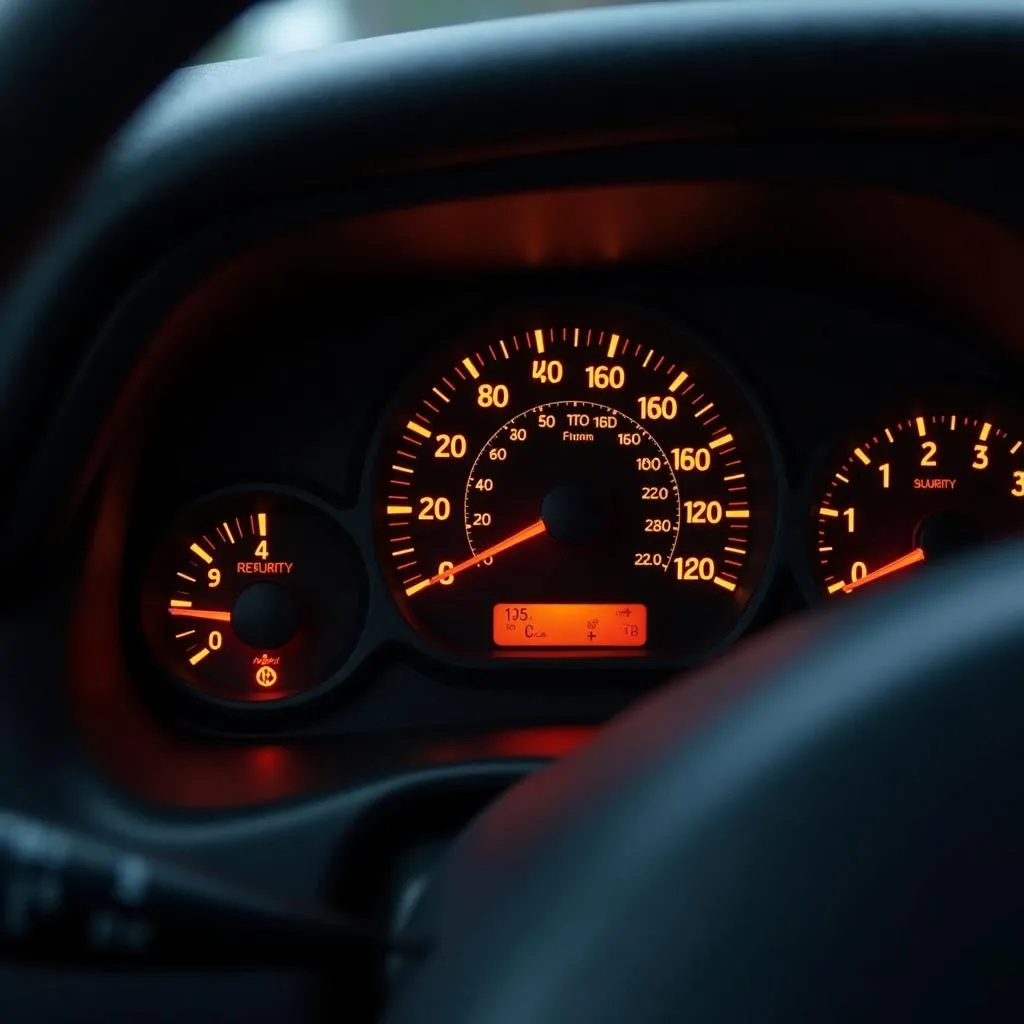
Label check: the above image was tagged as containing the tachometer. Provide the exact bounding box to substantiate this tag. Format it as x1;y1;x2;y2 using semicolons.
375;309;779;660
810;412;1024;598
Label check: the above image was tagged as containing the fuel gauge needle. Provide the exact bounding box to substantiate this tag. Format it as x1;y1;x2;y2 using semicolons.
842;547;925;593
405;518;547;596
168;607;233;622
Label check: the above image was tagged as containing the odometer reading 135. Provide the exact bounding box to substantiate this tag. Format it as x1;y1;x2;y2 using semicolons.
375;312;778;661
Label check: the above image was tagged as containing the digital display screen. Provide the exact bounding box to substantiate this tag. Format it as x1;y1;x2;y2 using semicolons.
493;603;647;648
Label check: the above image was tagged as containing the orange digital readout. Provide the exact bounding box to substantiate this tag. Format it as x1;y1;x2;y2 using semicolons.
493;603;647;648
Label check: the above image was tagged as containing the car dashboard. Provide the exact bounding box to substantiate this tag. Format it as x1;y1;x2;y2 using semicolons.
55;176;1024;809
6;5;1024;1017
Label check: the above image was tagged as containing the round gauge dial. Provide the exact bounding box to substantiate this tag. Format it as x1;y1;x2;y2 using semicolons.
140;491;363;704
812;413;1024;598
376;312;778;659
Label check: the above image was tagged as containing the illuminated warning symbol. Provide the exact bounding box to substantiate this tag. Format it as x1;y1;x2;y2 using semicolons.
255;665;278;688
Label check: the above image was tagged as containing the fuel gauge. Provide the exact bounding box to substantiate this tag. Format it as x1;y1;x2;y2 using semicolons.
140;490;363;705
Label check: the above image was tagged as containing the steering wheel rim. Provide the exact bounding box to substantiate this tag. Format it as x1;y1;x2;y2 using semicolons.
386;541;1024;1022
0;0;248;278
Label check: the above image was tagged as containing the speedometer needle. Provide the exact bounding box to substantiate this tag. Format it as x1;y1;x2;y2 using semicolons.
842;547;925;593
168;607;233;622
407;518;547;596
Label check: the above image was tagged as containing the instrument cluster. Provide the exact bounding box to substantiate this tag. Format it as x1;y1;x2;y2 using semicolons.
130;296;1024;714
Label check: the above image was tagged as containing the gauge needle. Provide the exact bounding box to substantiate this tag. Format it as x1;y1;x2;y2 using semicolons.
408;518;547;595
168;607;233;622
842;547;925;594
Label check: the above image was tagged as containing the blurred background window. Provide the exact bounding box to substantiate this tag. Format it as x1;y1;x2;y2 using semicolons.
198;0;671;62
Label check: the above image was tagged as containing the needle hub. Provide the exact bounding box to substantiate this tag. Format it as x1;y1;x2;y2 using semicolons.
540;483;610;545
232;582;300;650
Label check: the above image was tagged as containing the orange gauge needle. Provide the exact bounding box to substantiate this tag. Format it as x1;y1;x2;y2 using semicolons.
842;547;925;593
407;518;547;596
168;607;233;622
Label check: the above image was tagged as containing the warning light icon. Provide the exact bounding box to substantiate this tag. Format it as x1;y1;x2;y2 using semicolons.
255;665;278;688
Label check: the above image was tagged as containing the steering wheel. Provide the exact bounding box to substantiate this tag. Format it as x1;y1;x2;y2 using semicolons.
3;1;1024;1021
386;542;1024;1021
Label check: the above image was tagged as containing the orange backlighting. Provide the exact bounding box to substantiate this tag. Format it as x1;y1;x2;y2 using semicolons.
493;603;646;647
255;665;279;688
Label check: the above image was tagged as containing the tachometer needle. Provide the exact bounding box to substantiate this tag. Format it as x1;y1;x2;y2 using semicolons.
168;607;233;622
406;518;547;596
842;547;925;593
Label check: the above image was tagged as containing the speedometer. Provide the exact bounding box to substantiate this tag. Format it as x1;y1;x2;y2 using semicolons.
375;308;779;661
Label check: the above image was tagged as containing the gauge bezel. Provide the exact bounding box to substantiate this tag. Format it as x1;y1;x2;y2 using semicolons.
128;482;371;721
364;297;786;674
